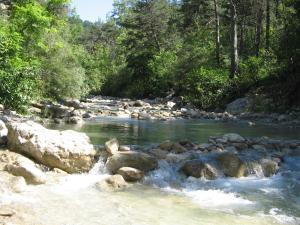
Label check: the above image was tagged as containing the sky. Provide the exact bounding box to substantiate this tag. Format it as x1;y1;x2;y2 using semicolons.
71;0;115;22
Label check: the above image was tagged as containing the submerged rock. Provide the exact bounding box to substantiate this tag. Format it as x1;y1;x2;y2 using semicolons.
218;153;246;178
7;121;96;173
106;152;158;174
96;175;127;191
117;167;144;182
181;160;218;180
105;138;119;155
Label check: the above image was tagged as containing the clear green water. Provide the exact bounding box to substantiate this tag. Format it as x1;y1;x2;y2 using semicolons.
47;117;300;146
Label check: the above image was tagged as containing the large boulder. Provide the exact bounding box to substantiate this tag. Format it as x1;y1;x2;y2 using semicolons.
226;97;251;114
218;153;246;178
0;120;8;145
7;121;96;173
106;152;158;174
180;160;218;180
117;167;144;182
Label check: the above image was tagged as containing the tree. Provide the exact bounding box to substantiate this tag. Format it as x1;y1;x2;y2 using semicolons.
213;0;221;65
229;0;238;78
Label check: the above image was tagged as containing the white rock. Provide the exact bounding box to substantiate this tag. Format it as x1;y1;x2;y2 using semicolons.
7;121;96;173
223;133;245;142
5;161;46;185
105;138;119;155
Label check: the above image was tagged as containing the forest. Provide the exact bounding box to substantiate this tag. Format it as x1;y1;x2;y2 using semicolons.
0;0;299;112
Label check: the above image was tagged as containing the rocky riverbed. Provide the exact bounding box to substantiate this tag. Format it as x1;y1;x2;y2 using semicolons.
1;95;298;127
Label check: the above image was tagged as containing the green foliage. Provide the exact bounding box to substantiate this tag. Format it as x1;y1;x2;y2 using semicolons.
148;50;178;96
183;67;229;110
239;51;278;86
0;67;40;112
0;0;299;112
41;40;87;99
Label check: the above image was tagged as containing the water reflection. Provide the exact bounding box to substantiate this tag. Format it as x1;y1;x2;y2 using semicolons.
47;117;300;145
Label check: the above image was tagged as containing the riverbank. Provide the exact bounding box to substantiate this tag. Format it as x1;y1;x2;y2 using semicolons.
2;95;297;128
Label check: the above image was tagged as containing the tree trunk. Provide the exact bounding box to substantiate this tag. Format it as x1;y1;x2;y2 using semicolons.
275;0;280;18
239;18;244;56
230;0;238;79
213;0;221;65
266;0;270;51
255;7;263;56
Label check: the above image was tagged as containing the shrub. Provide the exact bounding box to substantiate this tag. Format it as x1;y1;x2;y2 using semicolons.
0;67;40;112
182;67;229;110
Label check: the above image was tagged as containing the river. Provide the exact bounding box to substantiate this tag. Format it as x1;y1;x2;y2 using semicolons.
2;117;300;225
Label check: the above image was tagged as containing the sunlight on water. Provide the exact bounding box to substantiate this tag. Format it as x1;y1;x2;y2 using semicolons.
2;118;299;225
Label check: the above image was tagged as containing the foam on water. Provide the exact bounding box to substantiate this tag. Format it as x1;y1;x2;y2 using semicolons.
183;189;254;209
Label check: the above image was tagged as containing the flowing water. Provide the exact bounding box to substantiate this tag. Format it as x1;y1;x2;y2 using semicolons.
2;118;300;225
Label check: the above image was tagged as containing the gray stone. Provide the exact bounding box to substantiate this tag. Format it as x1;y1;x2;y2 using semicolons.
63;99;86;109
96;175;127;191
261;159;278;177
218;153;246;177
117;167;144;182
106;152;158;174
159;141;173;151
172;143;188;154
133;100;145;107
226;97;251;114
223;133;245;142
181;160;218;180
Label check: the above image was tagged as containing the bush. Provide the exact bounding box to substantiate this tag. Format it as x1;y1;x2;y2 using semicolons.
182;67;229;110
239;51;278;86
0;67;40;112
